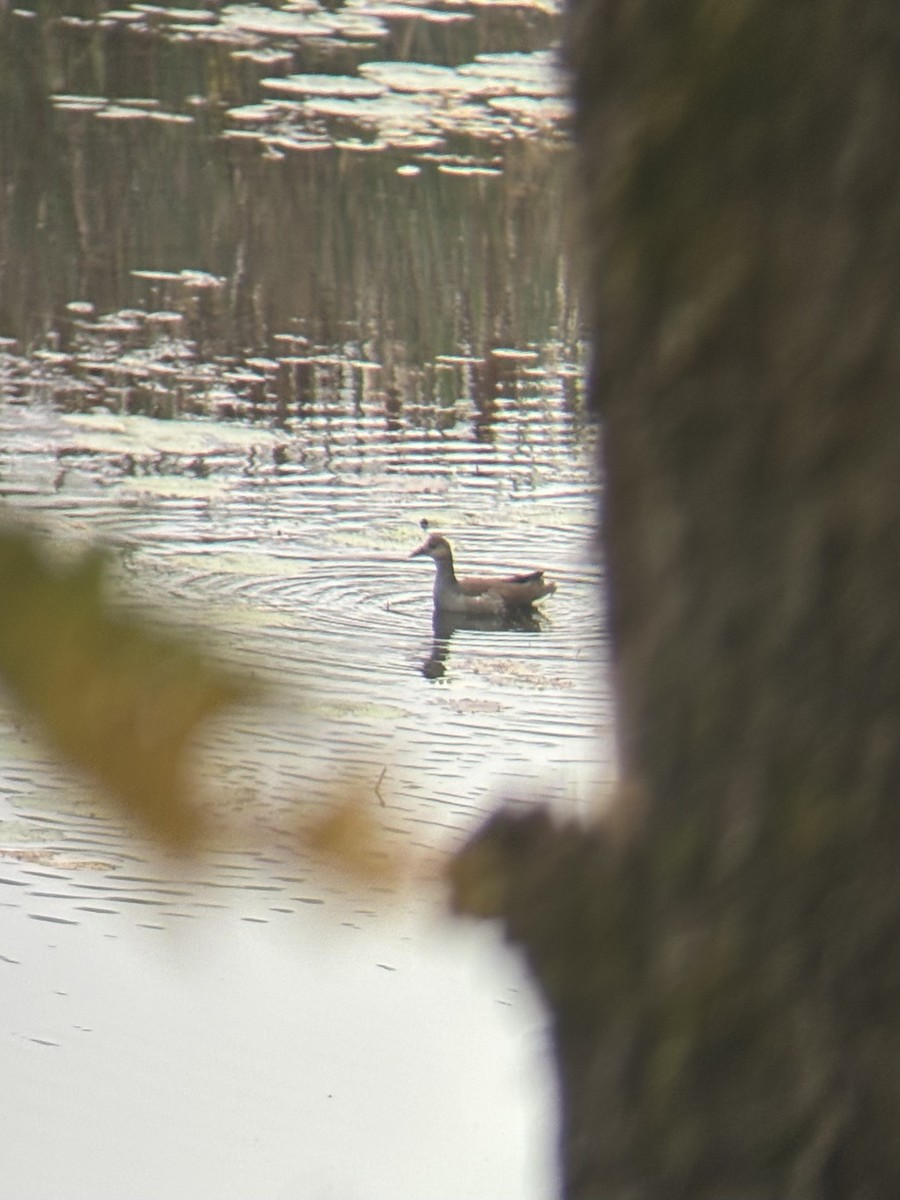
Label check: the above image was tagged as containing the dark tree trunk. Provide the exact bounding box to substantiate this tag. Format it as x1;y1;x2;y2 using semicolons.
451;4;900;1196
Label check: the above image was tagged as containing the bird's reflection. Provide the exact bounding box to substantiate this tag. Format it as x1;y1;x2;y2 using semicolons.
420;606;546;680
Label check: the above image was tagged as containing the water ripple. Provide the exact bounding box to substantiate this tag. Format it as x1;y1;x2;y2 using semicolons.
0;333;611;933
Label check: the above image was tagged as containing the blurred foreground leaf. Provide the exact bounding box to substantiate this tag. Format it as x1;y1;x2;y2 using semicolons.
302;793;406;890
0;526;253;850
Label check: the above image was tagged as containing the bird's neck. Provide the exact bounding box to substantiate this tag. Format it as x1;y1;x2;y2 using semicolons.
433;553;458;587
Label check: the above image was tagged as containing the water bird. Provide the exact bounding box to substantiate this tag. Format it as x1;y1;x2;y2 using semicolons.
410;529;556;616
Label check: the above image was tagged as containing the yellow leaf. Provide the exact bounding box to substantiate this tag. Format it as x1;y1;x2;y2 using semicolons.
302;791;405;889
0;526;254;851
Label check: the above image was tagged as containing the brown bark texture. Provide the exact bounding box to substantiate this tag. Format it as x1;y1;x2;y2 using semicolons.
451;4;900;1197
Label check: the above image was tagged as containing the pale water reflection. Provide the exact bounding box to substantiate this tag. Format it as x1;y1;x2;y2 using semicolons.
0;2;606;1196
1;407;601;1195
2;889;557;1200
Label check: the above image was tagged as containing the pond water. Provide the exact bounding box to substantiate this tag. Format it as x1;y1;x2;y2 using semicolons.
0;3;611;1198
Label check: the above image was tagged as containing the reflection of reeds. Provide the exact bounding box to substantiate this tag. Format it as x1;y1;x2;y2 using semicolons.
126;130;578;363
264;138;581;359
1;13;580;372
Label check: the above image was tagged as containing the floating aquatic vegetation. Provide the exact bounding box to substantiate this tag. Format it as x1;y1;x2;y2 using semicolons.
96;107;195;125
260;73;385;99
217;3;339;39
488;94;569;128
46;0;568;158
326;9;390;39
348;0;473;24
51;94;107;113
131;3;220;23
226;100;296;123
359;60;481;94
244;50;569;154
436;162;502;177
52;94;194;124
461;50;564;94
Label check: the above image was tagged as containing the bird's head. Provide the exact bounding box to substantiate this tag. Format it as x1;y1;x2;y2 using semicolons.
410;531;453;561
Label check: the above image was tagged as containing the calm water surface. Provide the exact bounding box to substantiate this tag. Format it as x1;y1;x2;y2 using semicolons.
0;3;610;1197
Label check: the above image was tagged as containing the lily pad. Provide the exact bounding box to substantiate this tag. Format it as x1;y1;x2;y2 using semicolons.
261;74;384;99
